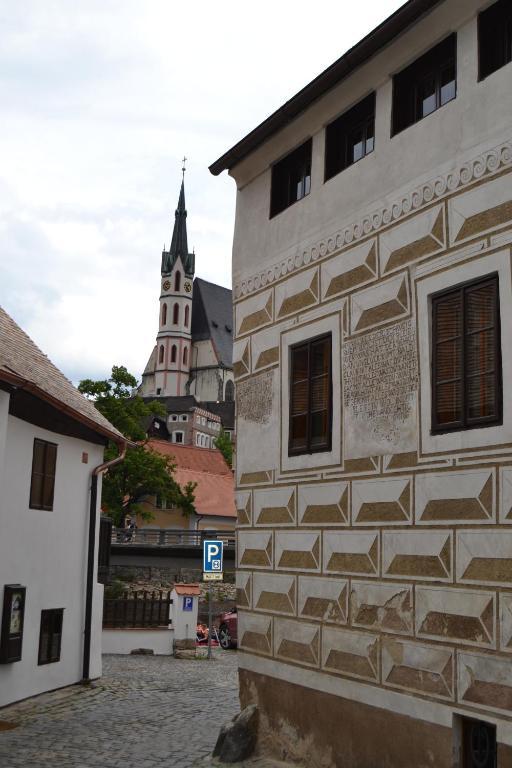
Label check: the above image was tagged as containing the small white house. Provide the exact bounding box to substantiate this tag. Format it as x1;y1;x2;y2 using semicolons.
0;307;126;707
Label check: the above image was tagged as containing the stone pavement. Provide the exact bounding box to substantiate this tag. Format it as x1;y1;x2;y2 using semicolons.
0;650;250;768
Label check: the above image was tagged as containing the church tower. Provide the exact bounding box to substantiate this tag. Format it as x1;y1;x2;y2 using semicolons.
150;176;195;397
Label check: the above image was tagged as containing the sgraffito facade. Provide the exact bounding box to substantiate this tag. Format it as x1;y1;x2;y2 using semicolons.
212;0;512;765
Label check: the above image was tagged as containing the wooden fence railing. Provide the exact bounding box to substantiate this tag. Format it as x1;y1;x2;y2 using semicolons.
103;590;172;628
111;527;236;547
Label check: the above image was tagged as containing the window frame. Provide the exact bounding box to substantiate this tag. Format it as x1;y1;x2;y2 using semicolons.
392;34;457;136
288;333;332;457
324;92;375;181
478;0;512;81
270;138;312;219
38;608;64;666
29;438;58;511
430;273;502;434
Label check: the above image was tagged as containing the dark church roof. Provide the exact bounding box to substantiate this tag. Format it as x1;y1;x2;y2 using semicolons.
200;400;235;430
192;278;233;368
161;180;195;277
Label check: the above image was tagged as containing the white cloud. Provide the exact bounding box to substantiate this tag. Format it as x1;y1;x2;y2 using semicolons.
0;0;403;384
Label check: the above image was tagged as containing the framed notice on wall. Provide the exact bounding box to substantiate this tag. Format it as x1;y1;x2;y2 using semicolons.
0;585;26;663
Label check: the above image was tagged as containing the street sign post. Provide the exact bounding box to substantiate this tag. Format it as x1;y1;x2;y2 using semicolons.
203;540;224;659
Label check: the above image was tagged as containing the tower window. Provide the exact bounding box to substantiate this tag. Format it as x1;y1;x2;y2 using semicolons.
173;303;179;324
171;345;177;363
479;0;512;80
158;345;164;364
392;34;456;136
185;305;190;327
183;347;188;365
175;271;181;292
225;380;234;402
325;93;375;180
161;303;167;325
270;138;312;218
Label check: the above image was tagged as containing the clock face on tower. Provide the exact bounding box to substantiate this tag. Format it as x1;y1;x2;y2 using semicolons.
162;280;170;291
184;281;192;293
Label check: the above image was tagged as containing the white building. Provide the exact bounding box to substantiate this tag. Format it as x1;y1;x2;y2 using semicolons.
0;307;125;707
212;0;512;765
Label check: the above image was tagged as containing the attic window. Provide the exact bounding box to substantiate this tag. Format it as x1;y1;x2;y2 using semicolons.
392;34;456;136
270;138;312;218
325;93;375;180
479;0;512;80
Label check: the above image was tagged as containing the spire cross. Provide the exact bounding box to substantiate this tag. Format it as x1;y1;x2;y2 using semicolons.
181;156;187;178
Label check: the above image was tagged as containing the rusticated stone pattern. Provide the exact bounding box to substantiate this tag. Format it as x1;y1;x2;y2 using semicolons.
235;151;512;724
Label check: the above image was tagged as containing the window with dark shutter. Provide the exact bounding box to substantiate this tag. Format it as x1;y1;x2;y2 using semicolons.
38;609;63;665
289;335;332;455
270;139;312;218
29;439;57;511
479;0;512;80
431;274;502;432
325;93;375;181
392;34;456;136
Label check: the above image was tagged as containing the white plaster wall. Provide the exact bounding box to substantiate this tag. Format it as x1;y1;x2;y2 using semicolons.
0;414;105;707
102;628;173;655
230;0;512;284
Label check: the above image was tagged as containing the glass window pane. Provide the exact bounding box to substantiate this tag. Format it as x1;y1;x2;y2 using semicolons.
436;339;462;382
292;347;309;382
435;293;462;341
365;135;374;154
311;376;329;411
467;374;497;419
42;475;55;509
304;174;311;196
419;74;437;117
310;411;329;446
440;62;456;105
466;282;495;332
291;381;308;415
467;329;496;375
311;340;329;376
435;381;462;425
30;474;44;507
32;441;46;474
290;414;308;451
349;127;364;163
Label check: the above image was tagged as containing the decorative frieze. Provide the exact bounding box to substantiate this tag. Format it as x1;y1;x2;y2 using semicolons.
350;274;409;334
351;477;411;525
297;482;349;525
415;469;495;524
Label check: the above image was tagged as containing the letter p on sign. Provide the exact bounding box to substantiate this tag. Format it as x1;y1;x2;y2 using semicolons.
203;539;224;573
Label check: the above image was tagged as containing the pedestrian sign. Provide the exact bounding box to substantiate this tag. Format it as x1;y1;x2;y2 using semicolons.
203;539;223;579
182;596;194;611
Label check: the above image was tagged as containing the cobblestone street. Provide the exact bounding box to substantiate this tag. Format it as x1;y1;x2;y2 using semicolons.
0;651;244;768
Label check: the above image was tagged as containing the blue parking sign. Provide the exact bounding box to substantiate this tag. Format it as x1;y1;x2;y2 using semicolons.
183;596;193;611
203;540;223;573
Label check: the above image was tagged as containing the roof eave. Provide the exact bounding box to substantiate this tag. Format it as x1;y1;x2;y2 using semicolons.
0;369;126;446
209;0;443;176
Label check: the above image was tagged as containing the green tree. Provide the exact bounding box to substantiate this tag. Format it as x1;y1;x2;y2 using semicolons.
79;366;196;525
214;429;233;468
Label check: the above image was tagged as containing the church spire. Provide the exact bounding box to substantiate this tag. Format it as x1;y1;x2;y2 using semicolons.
161;164;195;277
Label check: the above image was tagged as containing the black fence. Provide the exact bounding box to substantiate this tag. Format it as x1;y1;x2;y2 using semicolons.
111;527;236;547
103;590;172;628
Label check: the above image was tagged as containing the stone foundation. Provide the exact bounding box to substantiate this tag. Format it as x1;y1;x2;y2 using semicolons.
239;668;512;768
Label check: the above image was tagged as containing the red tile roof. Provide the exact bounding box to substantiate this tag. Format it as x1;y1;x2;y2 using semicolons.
174;584;200;596
148;440;236;519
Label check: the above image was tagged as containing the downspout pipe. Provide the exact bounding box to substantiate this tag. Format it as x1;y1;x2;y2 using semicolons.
82;440;127;682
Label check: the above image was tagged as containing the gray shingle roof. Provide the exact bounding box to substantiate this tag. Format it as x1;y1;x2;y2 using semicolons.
0;306;124;442
191;278;233;367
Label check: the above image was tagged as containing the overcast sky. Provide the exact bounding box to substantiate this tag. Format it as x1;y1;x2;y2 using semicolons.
0;0;404;384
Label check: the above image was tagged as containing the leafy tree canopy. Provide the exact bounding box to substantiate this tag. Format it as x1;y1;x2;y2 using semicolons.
79;366;196;525
214;429;233;468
